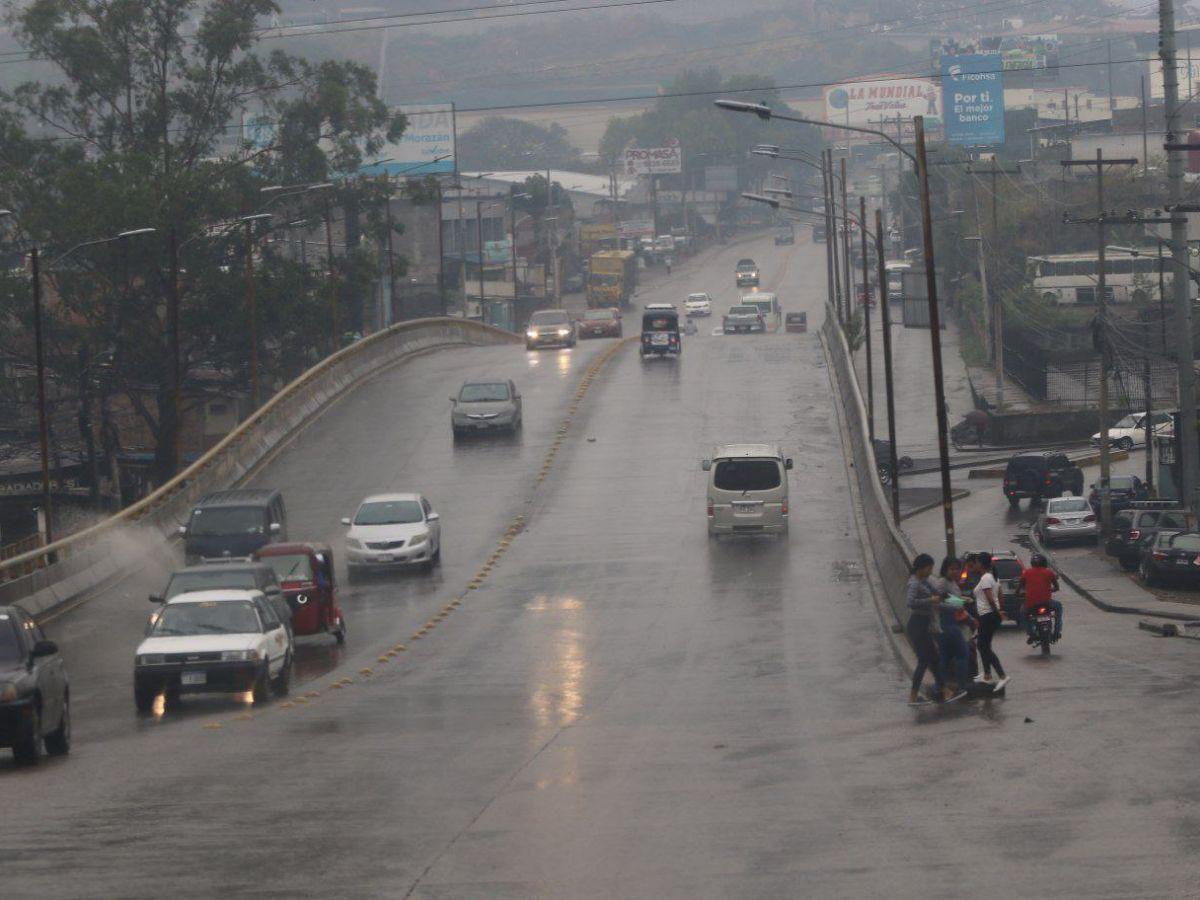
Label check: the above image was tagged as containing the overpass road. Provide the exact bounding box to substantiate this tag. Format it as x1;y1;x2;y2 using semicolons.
5;233;1199;899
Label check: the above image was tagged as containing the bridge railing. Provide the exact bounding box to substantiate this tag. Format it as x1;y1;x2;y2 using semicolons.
0;318;520;616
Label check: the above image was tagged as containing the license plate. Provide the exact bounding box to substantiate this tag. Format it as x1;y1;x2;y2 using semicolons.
651;334;669;345
732;502;762;514
378;555;393;562
1177;558;1190;565
181;671;206;686
1036;616;1053;624
475;422;491;429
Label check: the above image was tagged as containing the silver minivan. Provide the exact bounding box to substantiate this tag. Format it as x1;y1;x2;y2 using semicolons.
702;443;793;536
739;292;781;332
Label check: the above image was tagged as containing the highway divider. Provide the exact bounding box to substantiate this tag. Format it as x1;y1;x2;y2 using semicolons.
0;318;520;617
821;305;917;630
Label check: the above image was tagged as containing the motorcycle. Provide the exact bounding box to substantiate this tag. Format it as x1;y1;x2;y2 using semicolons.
1031;603;1055;656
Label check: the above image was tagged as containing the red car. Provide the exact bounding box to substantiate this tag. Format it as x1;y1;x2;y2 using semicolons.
578;307;623;339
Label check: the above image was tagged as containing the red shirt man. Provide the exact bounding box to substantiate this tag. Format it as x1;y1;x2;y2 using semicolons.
1020;563;1059;610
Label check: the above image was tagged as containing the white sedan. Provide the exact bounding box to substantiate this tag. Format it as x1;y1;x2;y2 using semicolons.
1091;411;1173;450
343;492;441;579
684;293;713;317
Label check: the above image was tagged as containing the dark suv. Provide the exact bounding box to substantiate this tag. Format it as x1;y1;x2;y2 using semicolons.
1105;503;1195;571
1003;453;1084;508
179;489;288;564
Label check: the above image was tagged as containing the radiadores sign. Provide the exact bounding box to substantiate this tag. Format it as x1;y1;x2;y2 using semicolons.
623;146;682;176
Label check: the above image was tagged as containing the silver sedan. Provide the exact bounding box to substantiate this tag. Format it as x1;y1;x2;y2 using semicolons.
451;379;522;439
1035;496;1099;546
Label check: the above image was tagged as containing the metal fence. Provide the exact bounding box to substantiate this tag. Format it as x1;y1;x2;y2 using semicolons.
0;318;520;616
822;305;916;628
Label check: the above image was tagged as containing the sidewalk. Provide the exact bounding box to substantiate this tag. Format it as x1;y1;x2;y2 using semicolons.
1029;530;1200;623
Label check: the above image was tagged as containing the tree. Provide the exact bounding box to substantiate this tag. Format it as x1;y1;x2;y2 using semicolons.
0;0;402;484
458;116;583;171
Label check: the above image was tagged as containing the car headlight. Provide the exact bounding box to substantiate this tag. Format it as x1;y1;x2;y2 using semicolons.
136;654;165;667
0;683;17;702
221;650;260;662
347;538;363;549
557;328;571;337
526;330;538;338
409;532;429;546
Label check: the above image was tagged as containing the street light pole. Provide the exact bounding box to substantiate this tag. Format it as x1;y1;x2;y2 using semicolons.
241;214;272;409
860;195;875;441
29;246;53;546
876;208;901;524
840;157;852;328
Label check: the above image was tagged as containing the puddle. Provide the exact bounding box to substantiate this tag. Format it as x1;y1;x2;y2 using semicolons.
832;560;865;582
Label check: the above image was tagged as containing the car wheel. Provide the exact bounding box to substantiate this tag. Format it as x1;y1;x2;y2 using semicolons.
1117;437;1134;451
433;540;442;564
134;681;157;715
1140;560;1157;586
334;618;347;644
272;653;292;697
13;704;42;765
1008;496;1020;509
44;695;71;756
252;663;271;705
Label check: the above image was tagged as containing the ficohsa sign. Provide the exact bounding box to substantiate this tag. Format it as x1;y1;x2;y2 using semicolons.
624;147;682;176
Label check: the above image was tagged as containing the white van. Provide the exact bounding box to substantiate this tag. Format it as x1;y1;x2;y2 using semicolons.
739;291;781;332
702;443;792;536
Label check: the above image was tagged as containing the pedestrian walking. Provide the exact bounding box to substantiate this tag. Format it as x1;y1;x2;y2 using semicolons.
969;552;1009;691
931;557;971;699
905;553;952;705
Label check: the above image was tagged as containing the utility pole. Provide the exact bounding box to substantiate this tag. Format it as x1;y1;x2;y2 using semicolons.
826;150;845;323
1061;151;1136;534
1107;40;1116;120
436;178;447;317
895;114;906;258
876;207;901;524
1141;75;1149;178
1162;0;1200;515
30;246;53;545
821;153;837;317
381;175;397;324
244;220;260;409
914;115;956;558
476;201;486;324
860;195;875;441
323;197;338;352
840;157;853;326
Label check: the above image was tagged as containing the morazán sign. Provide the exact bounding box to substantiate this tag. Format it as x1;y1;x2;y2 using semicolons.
623;146;683;176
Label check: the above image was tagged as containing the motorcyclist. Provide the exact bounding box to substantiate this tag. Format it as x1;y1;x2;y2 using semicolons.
1018;553;1063;643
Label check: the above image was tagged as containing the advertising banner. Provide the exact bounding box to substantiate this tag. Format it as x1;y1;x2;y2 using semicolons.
932;35;1059;76
942;54;1005;146
823;77;941;129
372;104;456;176
623;147;683;176
618;220;655;237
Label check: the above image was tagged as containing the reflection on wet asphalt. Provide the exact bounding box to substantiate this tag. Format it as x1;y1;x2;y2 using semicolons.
6;235;1200;900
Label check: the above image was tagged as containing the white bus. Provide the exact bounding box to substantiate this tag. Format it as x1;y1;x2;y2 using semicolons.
1029;252;1175;305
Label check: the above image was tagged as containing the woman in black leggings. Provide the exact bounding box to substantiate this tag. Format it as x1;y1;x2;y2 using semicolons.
905;553;951;704
970;552;1009;691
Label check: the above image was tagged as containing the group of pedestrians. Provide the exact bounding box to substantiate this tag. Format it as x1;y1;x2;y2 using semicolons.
904;551;1010;705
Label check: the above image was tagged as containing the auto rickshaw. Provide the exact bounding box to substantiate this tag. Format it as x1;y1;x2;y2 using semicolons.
254;542;346;643
640;304;681;359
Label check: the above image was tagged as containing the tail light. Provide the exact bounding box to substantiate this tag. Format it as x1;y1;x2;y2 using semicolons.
1083;514;1096;522
757;314;764;325
1045;477;1053;485
707;503;714;518
1036;606;1049;615
781;501;789;517
1153;551;1167;560
1045;517;1061;525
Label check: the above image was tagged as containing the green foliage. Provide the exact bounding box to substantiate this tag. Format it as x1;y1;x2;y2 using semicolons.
458;117;584;171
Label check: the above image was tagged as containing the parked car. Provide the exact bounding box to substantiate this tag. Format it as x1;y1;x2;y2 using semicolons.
451;379;522;438
1002;453;1084;508
957;550;1025;621
0;605;70;764
1138;531;1200;587
179;489;287;564
578;307;622;339
785;311;808;333
150;561;291;637
735;258;760;287
723;304;765;334
684;292;713;317
1087;474;1149;514
1035;496;1098;545
1091;411;1173;450
774;226;794;246
525;309;576;350
1105;503;1196;570
133;589;294;713
343;493;441;579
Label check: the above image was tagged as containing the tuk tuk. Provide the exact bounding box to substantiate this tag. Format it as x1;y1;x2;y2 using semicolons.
254;542;346;643
640;304;681;359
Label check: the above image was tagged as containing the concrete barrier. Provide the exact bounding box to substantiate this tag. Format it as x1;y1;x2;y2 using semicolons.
966;448;1131;479
821;305;916;628
0;318;520;617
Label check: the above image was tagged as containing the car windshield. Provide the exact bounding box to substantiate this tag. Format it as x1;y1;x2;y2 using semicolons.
260;554;314;581
744;298;772;309
713;459;782;492
643;315;676;331
993;559;1023;579
1050;499;1090;513
737;259;755;268
354;500;423;525
166;570;258;599
531;311;569;326
1170;533;1200;552
582;310;614;321
729;305;758;315
150;600;261;637
1114;415;1140;429
189;506;264;536
0;616;21;665
460;383;510;402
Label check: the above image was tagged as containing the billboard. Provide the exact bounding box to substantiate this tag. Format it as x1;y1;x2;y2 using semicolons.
942;54;1005;146
824;77;941;129
623;146;682;176
371;104;456;176
932;35;1059;76
1148;57;1200;100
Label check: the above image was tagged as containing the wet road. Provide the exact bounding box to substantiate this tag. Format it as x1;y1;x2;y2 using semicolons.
7;233;1200;898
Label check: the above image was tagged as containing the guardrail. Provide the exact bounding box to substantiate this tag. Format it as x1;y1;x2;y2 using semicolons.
0;318;520;616
822;305;916;627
